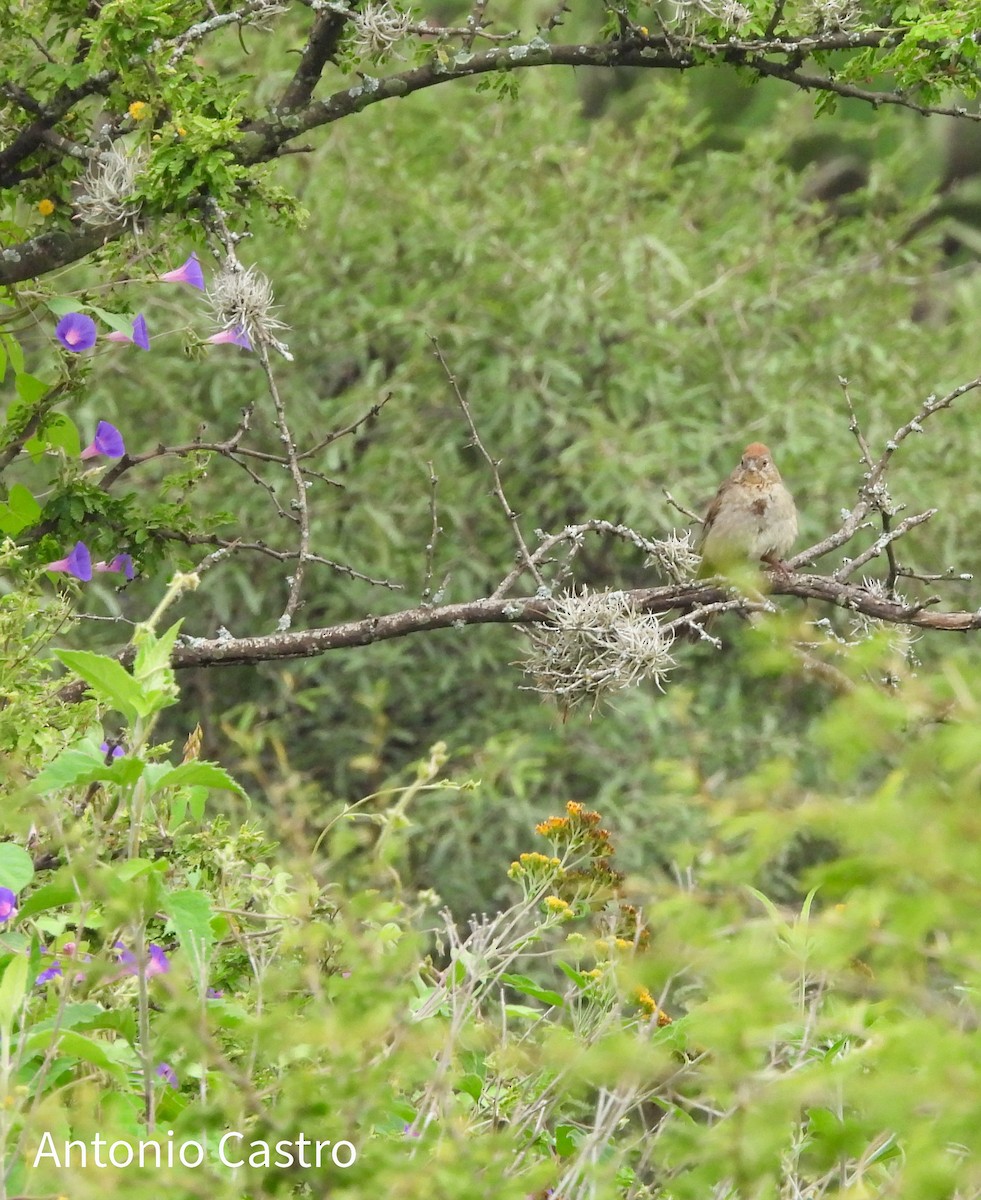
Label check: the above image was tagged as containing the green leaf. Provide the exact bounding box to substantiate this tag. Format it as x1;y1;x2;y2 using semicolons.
18;878;82;920
86;305;136;335
150;761;247;799
501;972;564;1007
22;1029;132;1081
15;373;48;405
33;747;144;793
45;296;85;317
54;650;144;721
457;1073;483;1101
555;1124;580;1157
164;889;215;956
40;413;80;457
0;844;34;893
0;955;28;1030
503;1004;542;1021
557;960;588;988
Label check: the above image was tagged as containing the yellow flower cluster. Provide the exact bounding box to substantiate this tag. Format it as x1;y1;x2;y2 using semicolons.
634;986;673;1026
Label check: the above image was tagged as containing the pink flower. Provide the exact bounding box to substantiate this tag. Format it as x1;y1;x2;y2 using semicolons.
106;313;150;350
206;325;251;350
160;252;205;290
45;542;92;581
94;553;135;581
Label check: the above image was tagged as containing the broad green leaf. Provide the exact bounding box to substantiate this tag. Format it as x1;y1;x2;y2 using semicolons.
32;748;144;793
15;373;48;404
23;1030;132;1081
40;413;80;456
501;972;564;1007
164;889;215;954
86;305;135;334
45;296;84;317
150;761;246;798
0;956;28;1029
54;650;144;721
7;484;40;525
18;878;82;920
0;844;34;893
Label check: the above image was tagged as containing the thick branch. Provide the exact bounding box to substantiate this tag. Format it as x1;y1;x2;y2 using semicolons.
278;7;350;112
3;27;978;286
55;570;981;702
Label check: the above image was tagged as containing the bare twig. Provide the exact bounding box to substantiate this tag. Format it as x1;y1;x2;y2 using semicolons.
793;374;981;570
833;510;937;581
663;488;703;525
429;335;545;598
422;461;442;603
838;376;874;470
173;533;403;589
298;392;392;460
839;375;898;589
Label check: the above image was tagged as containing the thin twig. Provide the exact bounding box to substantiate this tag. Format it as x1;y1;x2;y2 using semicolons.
422;460;442;604
297;392;392;460
429;335;545;598
839;376;898;590
663;488;702;524
838;375;874;470
833;510;937;581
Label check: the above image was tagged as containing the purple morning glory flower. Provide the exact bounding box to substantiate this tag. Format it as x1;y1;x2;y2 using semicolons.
155;1062;179;1089
95;554;135;581
115;941;170;977
36;962;63;985
160;252;204;291
55;313;97;353
206;325;252;350
106;313;150;351
81;420;125;460
45;541;92;581
0;888;17;922
147;944;170;976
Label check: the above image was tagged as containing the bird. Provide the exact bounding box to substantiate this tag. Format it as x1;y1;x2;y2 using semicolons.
698;442;798;575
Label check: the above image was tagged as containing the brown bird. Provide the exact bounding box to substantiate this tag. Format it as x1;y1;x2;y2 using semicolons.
698;442;798;575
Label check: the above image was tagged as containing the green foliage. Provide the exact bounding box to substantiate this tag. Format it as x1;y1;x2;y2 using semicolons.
4;634;981;1197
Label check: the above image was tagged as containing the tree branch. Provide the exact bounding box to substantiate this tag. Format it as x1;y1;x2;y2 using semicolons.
54;568;981;703
4;26;979;286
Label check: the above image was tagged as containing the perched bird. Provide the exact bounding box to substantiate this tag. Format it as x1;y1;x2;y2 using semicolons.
698;442;798;574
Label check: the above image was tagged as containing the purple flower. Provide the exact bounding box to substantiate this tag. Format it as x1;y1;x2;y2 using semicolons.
94;554;135;581
36;962;62;985
206;987;224;999
100;741;125;759
106;313;150;351
155;1062;178;1089
45;542;92;582
0;888;17;922
55;313;97;353
206;325;252;350
81;420;125;460
147;944;170;976
115;941;170;977
160;252;204;291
